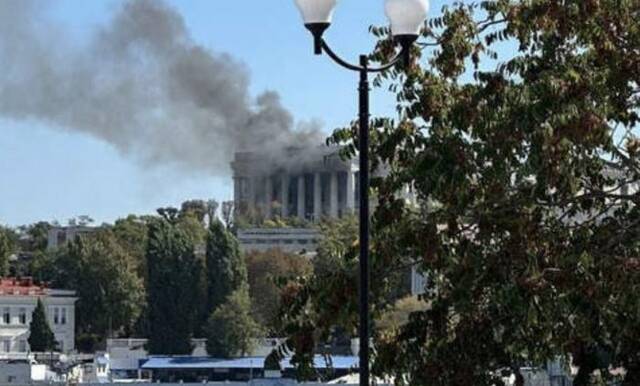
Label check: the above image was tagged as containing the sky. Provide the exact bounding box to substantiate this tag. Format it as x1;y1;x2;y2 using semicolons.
0;0;448;227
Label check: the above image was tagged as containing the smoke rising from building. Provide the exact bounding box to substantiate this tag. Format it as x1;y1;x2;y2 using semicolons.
0;0;323;176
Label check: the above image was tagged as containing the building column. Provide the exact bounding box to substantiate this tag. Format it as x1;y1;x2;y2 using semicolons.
346;171;355;213
330;172;339;218
313;173;322;222
265;176;273;219
250;177;258;210
297;175;306;220
281;174;289;218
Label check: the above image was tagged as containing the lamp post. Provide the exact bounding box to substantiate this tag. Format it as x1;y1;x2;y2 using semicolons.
293;1;428;385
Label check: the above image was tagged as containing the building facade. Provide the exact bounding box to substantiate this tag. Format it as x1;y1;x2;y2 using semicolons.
47;225;97;250
0;278;77;357
232;147;359;223
236;228;320;254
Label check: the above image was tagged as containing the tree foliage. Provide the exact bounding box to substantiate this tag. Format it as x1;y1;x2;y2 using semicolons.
0;226;15;277
206;220;247;316
17;222;51;253
245;249;312;332
278;1;640;385
28;298;57;352
112;216;151;276
205;286;262;358
55;231;144;339
376;296;430;337
146;214;206;355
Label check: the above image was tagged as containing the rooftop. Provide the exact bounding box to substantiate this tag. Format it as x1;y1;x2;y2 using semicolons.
0;277;76;298
0;277;46;296
141;355;358;370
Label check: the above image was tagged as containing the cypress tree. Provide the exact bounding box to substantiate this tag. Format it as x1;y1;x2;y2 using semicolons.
28;298;57;352
0;227;15;277
205;220;247;315
146;216;203;355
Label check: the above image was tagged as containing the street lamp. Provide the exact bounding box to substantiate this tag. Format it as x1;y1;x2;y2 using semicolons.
293;1;428;385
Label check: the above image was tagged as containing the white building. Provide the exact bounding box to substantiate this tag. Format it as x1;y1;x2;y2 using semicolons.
105;338;207;381
0;278;77;357
47;225;97;250
237;228;320;254
0;361;47;384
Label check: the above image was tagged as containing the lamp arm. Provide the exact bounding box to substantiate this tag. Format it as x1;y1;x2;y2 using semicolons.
320;39;406;73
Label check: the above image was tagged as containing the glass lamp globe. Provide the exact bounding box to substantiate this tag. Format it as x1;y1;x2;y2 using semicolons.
385;0;429;37
294;0;338;25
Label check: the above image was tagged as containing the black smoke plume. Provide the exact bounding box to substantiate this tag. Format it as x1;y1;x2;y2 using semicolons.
0;0;323;175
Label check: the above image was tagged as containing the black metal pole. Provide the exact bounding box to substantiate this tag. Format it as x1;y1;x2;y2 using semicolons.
310;34;410;386
358;54;370;386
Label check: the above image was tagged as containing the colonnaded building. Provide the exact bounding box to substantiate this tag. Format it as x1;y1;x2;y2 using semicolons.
231;146;423;295
231;146;360;254
232;146;360;223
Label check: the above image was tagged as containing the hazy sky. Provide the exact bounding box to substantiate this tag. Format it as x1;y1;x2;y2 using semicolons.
0;0;447;227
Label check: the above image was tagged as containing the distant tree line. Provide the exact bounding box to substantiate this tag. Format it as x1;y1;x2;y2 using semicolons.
0;199;311;357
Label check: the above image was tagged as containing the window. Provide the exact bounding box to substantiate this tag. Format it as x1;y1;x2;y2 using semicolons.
18;308;26;325
2;340;10;353
61;308;67;325
18;340;26;353
53;307;59;324
2;307;9;324
58;339;64;352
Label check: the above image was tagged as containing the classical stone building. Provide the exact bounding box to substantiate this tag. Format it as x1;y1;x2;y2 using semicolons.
232;146;359;223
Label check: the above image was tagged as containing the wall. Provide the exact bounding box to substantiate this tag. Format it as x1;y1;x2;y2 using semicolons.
0;363;46;384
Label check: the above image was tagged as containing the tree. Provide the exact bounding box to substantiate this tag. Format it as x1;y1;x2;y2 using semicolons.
111;215;154;337
0;226;15;277
56;231;144;342
245;249;311;332
180;199;219;226
278;1;640;385
112;216;151;277
18;222;51;253
376;296;430;337
146;214;205;355
206;220;247;316
205;287;262;358
28;298;57;352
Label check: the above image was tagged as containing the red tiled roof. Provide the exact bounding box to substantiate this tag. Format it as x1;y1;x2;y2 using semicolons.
0;277;47;296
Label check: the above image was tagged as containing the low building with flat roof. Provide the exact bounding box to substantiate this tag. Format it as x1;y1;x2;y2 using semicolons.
141;355;358;383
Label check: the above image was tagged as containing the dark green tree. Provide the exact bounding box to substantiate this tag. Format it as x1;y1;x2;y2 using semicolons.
205;220;247;317
17;222;51;254
146;214;205;354
0;226;16;277
277;1;640;385
112;215;151;278
205;286;262;358
55;231;144;343
28;298;57;352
